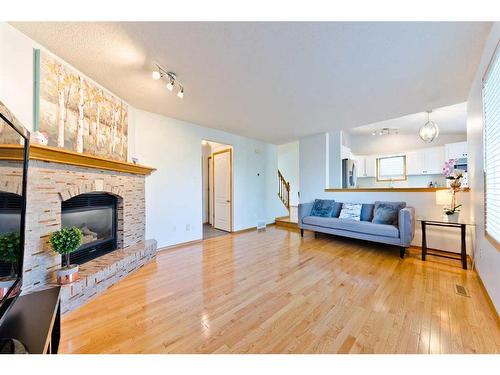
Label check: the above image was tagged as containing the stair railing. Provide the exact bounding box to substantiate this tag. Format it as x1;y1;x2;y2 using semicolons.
278;170;290;210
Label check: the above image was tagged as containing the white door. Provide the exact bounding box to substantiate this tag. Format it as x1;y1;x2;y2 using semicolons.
208;157;213;225
213;150;232;232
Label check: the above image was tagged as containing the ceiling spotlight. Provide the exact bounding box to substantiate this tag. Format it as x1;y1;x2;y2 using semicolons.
177;88;184;99
152;70;161;80
166;80;174;91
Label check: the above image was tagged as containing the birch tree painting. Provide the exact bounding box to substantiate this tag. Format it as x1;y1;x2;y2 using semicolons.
39;51;128;161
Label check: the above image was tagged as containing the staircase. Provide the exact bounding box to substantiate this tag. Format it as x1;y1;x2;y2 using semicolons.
276;170;298;229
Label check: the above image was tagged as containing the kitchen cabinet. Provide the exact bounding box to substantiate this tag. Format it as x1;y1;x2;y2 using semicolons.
406;151;423;175
406;146;445;175
365;156;376;177
445;141;468;160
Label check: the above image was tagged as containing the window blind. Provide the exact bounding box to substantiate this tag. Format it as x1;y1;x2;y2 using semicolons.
483;46;500;246
377;155;406;180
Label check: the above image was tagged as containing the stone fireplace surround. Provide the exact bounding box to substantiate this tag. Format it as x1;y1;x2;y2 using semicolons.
21;157;157;314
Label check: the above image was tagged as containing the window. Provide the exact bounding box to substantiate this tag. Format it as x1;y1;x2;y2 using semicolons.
483;45;500;247
376;155;407;182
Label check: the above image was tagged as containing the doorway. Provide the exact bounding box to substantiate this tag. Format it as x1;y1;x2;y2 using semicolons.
202;140;233;239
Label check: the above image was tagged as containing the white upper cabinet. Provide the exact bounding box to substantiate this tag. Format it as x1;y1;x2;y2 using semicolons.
365;155;376;177
406;151;423;175
406;146;445;175
422;147;445;174
445;141;468;160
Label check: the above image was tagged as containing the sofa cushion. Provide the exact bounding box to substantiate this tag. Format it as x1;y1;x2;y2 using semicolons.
360;203;374;221
310;199;335;217
331;202;343;218
339;203;362;220
372;201;406;225
302;216;400;238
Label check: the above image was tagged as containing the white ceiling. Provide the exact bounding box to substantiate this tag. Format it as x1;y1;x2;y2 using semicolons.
347;102;467;135
10;22;491;144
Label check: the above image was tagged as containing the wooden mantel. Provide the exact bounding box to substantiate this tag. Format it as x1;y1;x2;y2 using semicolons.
0;144;155;176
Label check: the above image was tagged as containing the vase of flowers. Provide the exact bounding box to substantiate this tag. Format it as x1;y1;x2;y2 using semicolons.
49;227;83;285
442;159;464;222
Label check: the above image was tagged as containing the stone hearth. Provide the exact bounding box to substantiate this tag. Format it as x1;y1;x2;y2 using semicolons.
60;239;157;314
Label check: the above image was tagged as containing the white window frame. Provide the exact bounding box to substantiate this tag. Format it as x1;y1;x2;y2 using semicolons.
482;41;500;250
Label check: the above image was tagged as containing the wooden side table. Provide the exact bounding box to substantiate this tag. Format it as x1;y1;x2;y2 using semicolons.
418;218;473;270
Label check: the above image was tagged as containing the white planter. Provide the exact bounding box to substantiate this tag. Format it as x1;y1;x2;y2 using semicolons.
445;212;460;223
56;264;79;285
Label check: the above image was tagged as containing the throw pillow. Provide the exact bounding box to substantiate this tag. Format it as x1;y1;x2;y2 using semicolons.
310;199;335;217
372;201;406;225
338;203;362;221
360;203;375;222
331;202;343;218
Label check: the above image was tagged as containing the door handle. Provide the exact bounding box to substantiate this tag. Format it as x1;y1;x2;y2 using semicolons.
226;200;231;203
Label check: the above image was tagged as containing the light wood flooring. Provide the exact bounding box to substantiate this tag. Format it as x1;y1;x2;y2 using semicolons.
60;226;500;354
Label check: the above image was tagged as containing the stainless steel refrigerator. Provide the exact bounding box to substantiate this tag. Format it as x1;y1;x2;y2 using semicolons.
342;158;357;188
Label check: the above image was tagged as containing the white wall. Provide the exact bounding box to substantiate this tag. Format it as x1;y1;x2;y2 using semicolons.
132;109;285;248
466;23;500;312
328;131;343;188
0;23;37;132
277;141;300;206
299;133;329;203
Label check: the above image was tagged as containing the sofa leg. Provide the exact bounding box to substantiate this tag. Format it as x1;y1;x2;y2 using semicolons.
314;231;318;238
300;229;304;237
400;247;406;259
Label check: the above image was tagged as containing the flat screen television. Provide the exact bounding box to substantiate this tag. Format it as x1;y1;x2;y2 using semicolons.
0;107;29;326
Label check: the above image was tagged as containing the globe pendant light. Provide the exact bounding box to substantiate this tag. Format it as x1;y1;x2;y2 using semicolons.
419;110;439;143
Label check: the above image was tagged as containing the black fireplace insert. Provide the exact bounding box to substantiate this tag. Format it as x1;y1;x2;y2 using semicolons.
61;192;117;266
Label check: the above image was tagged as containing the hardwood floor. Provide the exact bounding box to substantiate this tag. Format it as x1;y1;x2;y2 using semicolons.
60;226;500;354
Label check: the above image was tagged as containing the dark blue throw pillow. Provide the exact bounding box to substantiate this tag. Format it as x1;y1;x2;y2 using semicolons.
372;201;406;225
331;202;343;218
360;204;374;222
310;199;335;217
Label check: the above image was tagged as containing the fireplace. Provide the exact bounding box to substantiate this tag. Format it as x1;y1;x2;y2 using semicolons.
61;192;118;266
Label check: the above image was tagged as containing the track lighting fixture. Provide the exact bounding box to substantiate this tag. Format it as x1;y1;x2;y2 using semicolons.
151;65;185;99
151;70;161;80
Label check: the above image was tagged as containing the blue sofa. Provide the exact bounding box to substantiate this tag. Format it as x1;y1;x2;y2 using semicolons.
298;201;415;258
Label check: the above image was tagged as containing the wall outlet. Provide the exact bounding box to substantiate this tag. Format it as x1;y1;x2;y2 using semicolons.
172;226;176;232
186;224;191;231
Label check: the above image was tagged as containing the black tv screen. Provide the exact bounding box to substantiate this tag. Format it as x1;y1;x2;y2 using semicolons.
0;105;29;326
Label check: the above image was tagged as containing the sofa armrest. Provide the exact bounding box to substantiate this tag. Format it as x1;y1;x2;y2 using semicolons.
399;206;415;247
298;202;314;227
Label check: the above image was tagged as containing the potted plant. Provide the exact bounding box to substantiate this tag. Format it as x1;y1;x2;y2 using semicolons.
49;226;83;285
442;159;464;222
0;231;20;298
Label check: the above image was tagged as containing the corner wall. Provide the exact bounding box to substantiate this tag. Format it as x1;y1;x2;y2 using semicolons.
131;108;284;248
466;23;500;312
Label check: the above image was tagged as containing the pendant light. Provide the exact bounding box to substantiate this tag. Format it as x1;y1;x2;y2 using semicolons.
419;110;439;143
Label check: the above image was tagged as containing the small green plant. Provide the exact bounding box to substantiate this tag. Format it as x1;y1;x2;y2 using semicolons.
49;227;83;268
0;232;20;277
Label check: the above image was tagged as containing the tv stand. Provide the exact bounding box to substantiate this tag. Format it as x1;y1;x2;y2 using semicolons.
0;286;61;354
